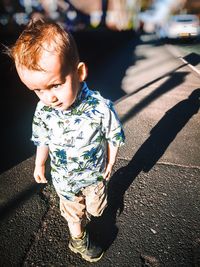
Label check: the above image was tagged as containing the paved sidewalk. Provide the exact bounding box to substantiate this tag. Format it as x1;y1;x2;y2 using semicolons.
0;35;200;266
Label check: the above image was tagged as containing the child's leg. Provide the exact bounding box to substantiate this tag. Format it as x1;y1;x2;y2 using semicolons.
59;189;104;262
83;180;107;218
60;188;105;262
68;221;83;238
59;194;86;238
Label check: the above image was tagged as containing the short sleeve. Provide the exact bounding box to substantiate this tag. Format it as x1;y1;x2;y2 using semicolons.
31;102;50;146
102;101;125;147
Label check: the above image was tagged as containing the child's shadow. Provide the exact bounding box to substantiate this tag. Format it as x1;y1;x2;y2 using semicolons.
87;88;200;250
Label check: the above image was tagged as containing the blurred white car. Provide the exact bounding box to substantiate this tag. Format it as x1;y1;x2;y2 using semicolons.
157;14;200;39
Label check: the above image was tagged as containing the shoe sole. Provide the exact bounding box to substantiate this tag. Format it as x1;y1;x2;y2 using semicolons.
69;243;104;262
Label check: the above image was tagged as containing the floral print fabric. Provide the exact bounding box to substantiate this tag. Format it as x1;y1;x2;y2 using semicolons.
31;82;125;200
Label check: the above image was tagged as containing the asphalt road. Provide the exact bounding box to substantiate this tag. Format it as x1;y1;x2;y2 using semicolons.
0;31;200;266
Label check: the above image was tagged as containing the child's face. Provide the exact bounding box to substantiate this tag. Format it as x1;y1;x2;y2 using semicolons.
16;50;86;111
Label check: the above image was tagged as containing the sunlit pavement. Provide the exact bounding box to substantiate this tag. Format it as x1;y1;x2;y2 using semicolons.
0;32;200;266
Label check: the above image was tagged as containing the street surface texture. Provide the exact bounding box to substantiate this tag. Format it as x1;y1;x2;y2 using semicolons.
0;32;200;266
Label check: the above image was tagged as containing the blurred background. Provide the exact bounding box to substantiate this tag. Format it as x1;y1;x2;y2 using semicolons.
0;0;199;34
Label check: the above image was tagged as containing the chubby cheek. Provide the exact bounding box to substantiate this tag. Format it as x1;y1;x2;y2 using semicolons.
63;82;79;105
63;89;76;106
34;92;49;105
41;98;51;106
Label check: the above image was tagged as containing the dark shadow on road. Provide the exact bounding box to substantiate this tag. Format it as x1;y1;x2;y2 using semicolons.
120;71;189;123
115;62;188;105
183;52;200;67
74;30;137;102
87;88;200;250
116;52;200;106
0;50;37;174
0;183;45;220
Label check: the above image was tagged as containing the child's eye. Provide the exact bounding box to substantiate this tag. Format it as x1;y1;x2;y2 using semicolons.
53;84;61;89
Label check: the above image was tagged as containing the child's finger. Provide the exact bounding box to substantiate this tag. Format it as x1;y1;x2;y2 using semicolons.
103;170;111;180
40;176;47;183
35;174;47;183
103;170;108;179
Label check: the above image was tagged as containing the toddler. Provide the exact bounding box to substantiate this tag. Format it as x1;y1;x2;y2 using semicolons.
6;19;125;262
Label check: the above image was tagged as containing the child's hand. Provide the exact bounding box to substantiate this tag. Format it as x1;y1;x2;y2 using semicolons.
103;163;114;180
34;164;47;183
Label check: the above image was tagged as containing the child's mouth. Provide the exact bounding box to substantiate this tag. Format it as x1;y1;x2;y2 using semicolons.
56;103;63;108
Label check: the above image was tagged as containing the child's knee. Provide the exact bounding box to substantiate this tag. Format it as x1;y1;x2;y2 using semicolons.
87;194;108;217
59;196;85;223
85;181;108;217
89;207;106;217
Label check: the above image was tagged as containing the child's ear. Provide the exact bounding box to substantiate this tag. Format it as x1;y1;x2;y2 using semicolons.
77;62;87;82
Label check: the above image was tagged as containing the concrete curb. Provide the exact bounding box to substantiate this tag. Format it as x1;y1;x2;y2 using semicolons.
165;44;200;76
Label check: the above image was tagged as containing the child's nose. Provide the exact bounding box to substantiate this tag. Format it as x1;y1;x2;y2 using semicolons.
47;92;57;103
51;95;57;103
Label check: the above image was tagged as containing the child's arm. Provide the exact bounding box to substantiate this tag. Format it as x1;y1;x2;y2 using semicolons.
34;145;49;183
103;142;119;180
